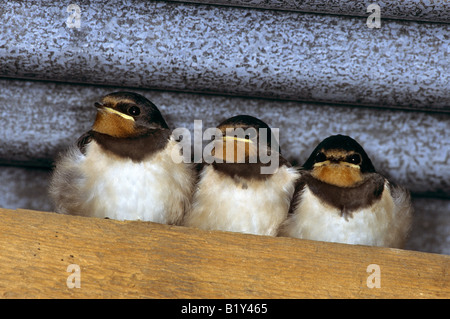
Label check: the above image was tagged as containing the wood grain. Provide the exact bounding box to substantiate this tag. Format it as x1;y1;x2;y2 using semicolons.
0;208;448;298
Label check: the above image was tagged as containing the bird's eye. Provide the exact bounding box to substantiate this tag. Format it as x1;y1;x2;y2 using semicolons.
347;153;361;165
315;152;327;163
127;106;141;116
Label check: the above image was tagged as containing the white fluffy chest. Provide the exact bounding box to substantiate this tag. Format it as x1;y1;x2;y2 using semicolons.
73;140;193;223
283;184;396;246
185;165;299;236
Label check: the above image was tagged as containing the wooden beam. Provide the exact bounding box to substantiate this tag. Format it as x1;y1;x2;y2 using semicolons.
0;208;448;298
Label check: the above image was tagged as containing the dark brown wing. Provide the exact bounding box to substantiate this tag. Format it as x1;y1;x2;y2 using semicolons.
76;131;93;155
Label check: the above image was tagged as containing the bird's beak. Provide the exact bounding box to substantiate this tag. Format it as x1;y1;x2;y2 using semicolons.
94;103;135;122
222;136;253;144
212;135;256;163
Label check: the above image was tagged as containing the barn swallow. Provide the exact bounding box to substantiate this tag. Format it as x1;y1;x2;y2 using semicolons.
49;91;196;224
182;115;300;236
279;134;413;248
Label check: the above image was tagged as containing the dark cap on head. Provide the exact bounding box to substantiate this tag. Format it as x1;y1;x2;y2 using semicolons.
303;134;376;173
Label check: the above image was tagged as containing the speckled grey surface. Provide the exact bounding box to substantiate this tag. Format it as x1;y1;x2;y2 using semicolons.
405;197;450;255
0;1;448;111
0;166;53;212
170;0;450;23
0;165;448;255
0;79;448;197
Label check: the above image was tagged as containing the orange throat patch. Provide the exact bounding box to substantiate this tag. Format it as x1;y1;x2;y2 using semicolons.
92;111;136;138
212;138;258;163
311;164;363;188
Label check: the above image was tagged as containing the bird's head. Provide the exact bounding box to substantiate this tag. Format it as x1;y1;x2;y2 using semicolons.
303;134;375;188
92;92;169;138
212;114;278;164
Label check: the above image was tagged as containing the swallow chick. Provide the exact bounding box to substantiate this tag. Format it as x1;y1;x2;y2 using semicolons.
49;91;196;224
182;115;300;236
279;134;413;248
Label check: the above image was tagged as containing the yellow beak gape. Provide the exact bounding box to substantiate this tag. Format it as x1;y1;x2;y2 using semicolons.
222;136;253;143
103;107;135;122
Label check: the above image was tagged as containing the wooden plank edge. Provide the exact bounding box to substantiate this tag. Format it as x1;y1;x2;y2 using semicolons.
0;208;448;299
